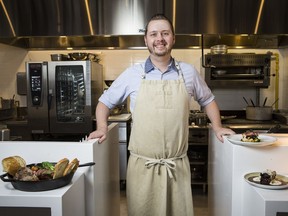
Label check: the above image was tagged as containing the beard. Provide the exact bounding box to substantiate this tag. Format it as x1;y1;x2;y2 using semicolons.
147;42;172;57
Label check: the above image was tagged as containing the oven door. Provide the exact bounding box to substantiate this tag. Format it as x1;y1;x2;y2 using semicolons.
205;66;270;88
204;53;271;88
47;61;93;134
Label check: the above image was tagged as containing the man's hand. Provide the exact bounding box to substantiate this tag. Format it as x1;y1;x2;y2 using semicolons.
87;128;108;144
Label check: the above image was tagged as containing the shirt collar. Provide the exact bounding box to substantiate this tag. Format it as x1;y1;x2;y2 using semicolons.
144;57;178;73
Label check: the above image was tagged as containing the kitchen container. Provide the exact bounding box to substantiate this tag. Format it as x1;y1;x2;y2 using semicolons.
210;44;228;54
0;98;14;110
1;128;10;141
68;52;98;61
50;54;70;61
246;106;273;120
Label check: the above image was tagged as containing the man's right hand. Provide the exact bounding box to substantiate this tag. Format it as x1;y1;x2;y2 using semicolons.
87;128;107;143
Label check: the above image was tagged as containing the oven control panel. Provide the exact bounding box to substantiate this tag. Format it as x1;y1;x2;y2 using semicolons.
28;63;43;106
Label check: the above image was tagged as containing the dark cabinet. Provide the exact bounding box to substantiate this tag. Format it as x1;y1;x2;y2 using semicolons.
188;127;208;193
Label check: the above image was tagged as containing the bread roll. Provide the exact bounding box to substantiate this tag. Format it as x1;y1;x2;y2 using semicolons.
53;158;69;179
63;158;79;176
2;156;26;176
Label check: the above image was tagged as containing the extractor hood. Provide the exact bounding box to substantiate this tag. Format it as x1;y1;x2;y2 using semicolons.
1;0;288;49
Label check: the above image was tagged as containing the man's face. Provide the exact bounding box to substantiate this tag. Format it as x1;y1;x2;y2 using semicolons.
144;20;175;57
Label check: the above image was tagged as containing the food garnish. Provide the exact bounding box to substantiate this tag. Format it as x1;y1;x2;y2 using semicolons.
40;161;55;171
241;130;261;142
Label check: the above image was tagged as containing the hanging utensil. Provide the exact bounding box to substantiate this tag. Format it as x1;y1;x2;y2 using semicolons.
243;97;249;106
267;124;281;133
271;98;279;107
262;97;267;106
250;98;255;107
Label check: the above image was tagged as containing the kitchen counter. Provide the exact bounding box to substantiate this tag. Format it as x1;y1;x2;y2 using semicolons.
0;123;120;216
208;132;288;216
0;172;85;216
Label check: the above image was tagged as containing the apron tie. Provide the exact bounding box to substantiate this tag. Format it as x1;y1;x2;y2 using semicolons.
130;151;187;179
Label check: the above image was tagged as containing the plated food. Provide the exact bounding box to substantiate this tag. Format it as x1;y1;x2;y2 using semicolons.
2;155;79;181
244;170;288;190
226;133;277;147
1;156;94;192
241;130;260;142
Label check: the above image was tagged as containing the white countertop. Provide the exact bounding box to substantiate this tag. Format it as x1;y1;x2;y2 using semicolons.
208;132;288;216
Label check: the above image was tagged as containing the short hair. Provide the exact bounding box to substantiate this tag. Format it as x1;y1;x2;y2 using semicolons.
144;14;175;36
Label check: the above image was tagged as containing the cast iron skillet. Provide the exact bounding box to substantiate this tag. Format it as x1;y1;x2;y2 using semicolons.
0;162;95;192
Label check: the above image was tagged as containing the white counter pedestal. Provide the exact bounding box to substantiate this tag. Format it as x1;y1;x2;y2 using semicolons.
208;132;288;216
0;123;120;216
0;173;85;216
242;181;288;216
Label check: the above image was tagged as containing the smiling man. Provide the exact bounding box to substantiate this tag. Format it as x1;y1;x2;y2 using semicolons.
88;14;234;216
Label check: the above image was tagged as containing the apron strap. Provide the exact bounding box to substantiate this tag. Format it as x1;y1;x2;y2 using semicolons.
130;151;187;179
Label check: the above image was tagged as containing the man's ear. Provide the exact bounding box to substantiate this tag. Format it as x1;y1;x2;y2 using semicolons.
144;36;148;46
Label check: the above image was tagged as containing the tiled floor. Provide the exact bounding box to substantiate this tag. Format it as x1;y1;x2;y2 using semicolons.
120;186;208;216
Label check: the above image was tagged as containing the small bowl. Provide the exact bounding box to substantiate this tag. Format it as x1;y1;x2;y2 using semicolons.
69;53;89;61
51;54;70;61
211;45;228;54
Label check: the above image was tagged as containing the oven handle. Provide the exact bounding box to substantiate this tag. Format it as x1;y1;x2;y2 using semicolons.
48;89;53;110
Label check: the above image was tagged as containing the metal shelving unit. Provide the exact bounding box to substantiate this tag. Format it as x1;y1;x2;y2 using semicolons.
188;127;209;193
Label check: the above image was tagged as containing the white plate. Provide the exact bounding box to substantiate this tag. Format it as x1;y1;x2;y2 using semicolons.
244;172;288;190
226;134;277;147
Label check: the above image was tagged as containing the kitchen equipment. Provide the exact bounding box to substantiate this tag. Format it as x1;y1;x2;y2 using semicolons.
51;54;70;61
250;98;255;107
1;128;10;141
246;106;273;120
210;45;228;54
189;111;208;126
68;53;99;62
0;97;14;109
213;70;227;75
0;162;95;192
110;105;124;116
243;97;249;106
271;98;279;107
266;124;281;133
26;61;103;135
262;97;267;106
204;53;272;88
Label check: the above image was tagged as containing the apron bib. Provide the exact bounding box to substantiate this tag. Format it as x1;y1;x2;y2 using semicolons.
127;61;194;216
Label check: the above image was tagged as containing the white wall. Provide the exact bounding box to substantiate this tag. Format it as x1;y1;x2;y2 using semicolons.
0;43;287;110
0;44;27;103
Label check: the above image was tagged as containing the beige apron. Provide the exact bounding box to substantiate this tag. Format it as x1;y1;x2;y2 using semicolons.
127;61;194;216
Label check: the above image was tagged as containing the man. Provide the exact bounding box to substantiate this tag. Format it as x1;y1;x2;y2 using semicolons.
88;14;234;216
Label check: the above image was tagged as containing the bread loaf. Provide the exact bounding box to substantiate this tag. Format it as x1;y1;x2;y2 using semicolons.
2;156;26;176
63;158;79;176
53;158;69;179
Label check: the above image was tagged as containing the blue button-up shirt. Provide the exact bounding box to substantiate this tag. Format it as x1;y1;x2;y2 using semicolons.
99;57;214;112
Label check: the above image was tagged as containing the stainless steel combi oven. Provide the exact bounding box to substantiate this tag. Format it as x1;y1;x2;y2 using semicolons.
26;61;103;135
204;53;272;88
